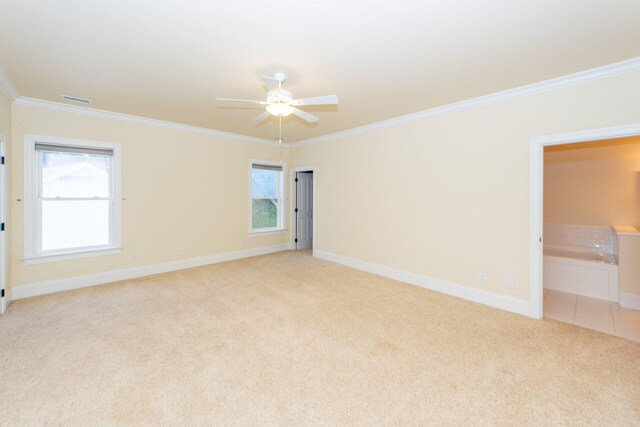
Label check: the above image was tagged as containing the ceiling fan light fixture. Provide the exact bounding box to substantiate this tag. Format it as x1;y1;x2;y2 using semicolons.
266;103;293;117
217;73;335;124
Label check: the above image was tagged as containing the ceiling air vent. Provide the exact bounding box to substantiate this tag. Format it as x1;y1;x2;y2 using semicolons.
62;95;91;104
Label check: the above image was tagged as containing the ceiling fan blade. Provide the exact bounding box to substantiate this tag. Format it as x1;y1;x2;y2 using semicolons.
216;98;267;105
291;107;319;123
261;75;280;89
290;95;339;106
254;111;270;123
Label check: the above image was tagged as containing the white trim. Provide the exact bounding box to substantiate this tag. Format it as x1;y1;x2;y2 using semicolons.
290;57;640;147
12;244;289;300
0;135;7;314
530;138;544;319
15;97;278;146
531;123;640;145
289;166;317;250
249;159;286;233
248;229;288;236
619;293;640;310
530;123;640;320
23;248;122;265
24;134;122;262
6;57;639;148
0;64;19;101
315;250;532;317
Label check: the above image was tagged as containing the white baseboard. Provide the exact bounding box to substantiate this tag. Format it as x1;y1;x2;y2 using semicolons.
619;293;640;310
12;245;537;319
314;250;533;318
12;244;289;300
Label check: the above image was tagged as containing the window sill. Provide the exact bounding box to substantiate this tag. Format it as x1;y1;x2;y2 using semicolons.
249;228;287;236
23;247;122;265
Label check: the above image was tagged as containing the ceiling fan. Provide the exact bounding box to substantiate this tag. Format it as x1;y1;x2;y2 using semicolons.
217;73;339;124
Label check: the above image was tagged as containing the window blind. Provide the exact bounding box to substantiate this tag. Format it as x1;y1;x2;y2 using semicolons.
252;164;282;172
35;143;114;157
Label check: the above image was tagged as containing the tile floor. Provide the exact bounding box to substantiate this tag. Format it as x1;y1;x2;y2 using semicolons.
544;289;640;342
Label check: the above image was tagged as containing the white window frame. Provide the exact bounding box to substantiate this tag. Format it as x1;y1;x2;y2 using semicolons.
249;160;286;235
24;134;122;264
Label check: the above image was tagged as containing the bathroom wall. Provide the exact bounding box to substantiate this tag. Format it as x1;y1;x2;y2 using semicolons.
544;136;640;229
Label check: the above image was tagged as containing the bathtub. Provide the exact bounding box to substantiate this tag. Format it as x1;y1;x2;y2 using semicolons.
543;246;619;302
543;224;619;302
544;247;617;265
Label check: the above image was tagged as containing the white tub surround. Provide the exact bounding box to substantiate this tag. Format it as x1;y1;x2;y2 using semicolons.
543;224;619;302
614;226;640;309
544;252;619;301
544;224;616;255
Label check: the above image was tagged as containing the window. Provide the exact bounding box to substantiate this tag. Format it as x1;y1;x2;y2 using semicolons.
24;135;121;262
250;162;284;232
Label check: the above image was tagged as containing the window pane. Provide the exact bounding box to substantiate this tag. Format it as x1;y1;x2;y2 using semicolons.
42;200;110;251
252;199;278;229
251;169;278;198
42;151;111;198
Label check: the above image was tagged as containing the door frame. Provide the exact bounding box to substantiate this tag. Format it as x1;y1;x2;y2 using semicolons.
529;123;640;319
290;166;316;253
0;134;7;314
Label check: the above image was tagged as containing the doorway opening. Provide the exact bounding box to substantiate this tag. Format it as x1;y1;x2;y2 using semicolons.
530;124;640;341
291;167;315;252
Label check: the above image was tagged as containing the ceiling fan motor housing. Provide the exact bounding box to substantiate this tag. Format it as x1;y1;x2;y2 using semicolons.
267;89;292;104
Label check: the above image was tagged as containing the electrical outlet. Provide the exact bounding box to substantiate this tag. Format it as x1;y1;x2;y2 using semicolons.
506;278;516;290
179;248;185;256
132;253;138;263
479;273;487;283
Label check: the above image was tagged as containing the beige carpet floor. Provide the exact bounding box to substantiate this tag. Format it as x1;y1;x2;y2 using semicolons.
1;250;639;426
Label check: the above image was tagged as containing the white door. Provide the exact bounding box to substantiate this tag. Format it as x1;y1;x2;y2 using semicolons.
0;137;6;314
296;172;313;249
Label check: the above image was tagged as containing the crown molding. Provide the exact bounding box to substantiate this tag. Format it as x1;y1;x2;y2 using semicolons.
290;56;640;147
0;64;20;101
14;97;279;146
6;56;640;147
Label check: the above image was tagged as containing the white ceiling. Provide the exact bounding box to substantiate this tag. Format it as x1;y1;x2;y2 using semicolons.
1;0;639;142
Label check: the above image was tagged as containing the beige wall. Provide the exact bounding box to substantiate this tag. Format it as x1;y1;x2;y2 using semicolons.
6;70;640;307
290;71;640;301
544;138;640;228
10;104;289;288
